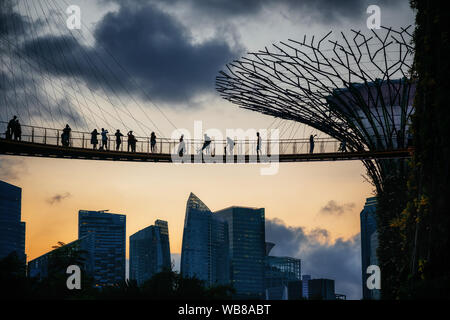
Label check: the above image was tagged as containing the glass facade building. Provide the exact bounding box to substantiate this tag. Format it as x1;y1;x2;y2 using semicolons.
28;234;95;280
360;197;380;299
215;206;265;299
0;180;26;265
180;193;229;286
129;220;171;286
265;256;301;289
78;210;126;286
264;242;301;300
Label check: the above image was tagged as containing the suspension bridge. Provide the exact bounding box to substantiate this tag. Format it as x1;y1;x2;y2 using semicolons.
0;121;412;163
0;1;414;165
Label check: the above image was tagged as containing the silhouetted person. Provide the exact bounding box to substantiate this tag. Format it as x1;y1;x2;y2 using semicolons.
256;132;261;158
6;116;17;140
178;134;185;157
62;124;71;147
226;137;235;156
115;129;123;151
91;129;99;149
150;132;157;153
200;134;211;154
309;134;317;154
100;128;109;150
127;131;137;152
14;119;21;141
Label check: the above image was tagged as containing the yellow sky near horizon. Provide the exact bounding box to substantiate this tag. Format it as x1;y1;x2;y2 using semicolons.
1;154;373;262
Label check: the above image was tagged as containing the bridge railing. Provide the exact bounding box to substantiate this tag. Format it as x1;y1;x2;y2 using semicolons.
0;122;345;156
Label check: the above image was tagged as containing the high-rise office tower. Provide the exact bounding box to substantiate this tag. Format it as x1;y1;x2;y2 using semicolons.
180;193;229;286
129;220;171;286
0;180;26;265
360;197;379;299
155;219;171;268
78;210;126;286
215;206;265;299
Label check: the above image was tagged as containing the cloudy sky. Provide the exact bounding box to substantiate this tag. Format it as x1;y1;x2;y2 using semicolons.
0;0;415;299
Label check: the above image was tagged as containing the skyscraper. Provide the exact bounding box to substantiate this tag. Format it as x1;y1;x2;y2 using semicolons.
180;193;229;286
0;180;26;265
78;210;126;286
28;234;95;280
360;197;379;300
215;206;265;299
129;220;171;286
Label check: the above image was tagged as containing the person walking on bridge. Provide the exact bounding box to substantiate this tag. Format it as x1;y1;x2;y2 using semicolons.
6;116;17;140
150;132;157;153
115;129;124;151
256;132;262;158
200;133;211;155
91;129;99;149
100;128;109;150
309;134;317;154
178;134;185;157
14;119;22;141
226;137;235;156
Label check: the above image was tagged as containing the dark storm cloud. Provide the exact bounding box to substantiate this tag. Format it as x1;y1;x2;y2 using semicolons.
266;218;362;299
93;4;242;102
319;200;355;216
103;0;404;23
0;67;84;126
47;192;72;205
0;1;31;37
17;3;242;104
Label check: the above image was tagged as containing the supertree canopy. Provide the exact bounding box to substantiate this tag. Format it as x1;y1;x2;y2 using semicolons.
216;26;415;193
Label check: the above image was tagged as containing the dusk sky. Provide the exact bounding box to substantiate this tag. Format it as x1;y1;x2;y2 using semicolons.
0;0;415;299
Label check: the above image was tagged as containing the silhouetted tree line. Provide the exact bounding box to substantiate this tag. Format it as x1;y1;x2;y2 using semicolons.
0;250;234;300
376;0;450;299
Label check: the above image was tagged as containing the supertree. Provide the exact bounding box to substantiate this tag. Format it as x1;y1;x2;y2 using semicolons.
216;26;415;195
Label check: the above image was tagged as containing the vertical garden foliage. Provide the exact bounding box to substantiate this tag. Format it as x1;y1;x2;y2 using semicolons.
389;0;450;299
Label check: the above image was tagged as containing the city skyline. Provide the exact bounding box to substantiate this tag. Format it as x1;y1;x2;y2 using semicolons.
20;187;344;299
0;178;365;298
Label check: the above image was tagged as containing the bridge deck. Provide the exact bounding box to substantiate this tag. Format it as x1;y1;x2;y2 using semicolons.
0;138;412;163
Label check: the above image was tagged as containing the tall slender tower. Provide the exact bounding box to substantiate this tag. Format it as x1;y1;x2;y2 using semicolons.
180;193;229;286
360;197;379;299
129;220;171;285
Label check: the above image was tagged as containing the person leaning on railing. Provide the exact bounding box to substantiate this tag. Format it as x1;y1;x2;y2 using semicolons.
61;124;71;147
127;131;137;152
91;129;99;149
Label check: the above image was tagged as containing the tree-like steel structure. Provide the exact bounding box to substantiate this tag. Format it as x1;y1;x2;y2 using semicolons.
216;26;415;193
